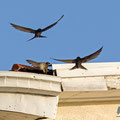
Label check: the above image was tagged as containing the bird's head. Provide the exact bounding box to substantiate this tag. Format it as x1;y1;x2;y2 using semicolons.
37;28;42;31
76;57;81;60
46;62;52;66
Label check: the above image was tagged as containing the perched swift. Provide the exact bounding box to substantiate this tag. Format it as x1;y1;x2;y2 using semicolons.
51;47;103;70
26;60;51;73
10;15;64;41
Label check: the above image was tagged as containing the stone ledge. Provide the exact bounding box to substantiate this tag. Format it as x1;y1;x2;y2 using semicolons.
0;71;61;96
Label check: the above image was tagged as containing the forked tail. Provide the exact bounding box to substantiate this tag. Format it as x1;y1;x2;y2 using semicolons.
27;36;36;41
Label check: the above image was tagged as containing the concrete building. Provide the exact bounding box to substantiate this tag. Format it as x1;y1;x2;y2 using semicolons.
0;62;120;120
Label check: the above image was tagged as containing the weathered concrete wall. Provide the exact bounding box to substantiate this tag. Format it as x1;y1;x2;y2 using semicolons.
56;101;120;120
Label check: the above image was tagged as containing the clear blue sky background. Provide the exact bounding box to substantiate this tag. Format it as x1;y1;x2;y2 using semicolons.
0;0;120;70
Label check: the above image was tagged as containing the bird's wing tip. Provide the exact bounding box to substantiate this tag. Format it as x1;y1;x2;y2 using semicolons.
57;15;64;22
100;46;103;51
60;15;64;19
10;23;13;25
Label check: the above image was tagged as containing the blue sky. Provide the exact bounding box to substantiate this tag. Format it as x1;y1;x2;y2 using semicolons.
0;0;120;70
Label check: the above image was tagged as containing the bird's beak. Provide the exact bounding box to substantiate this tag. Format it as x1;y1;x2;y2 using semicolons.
49;64;52;66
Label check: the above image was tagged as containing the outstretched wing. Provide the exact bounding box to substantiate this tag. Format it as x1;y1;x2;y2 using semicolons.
81;47;103;63
51;57;75;63
10;23;35;33
42;15;64;32
26;60;40;68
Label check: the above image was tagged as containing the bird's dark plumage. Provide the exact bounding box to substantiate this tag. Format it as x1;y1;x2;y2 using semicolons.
10;23;35;33
10;15;64;41
80;47;103;63
51;47;103;70
42;15;64;32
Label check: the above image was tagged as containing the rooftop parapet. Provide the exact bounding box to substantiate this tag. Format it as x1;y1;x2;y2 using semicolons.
0;71;62;120
52;62;120;103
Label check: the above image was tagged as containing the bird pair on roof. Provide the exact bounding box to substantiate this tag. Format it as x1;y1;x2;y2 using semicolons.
26;46;103;73
11;15;103;73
